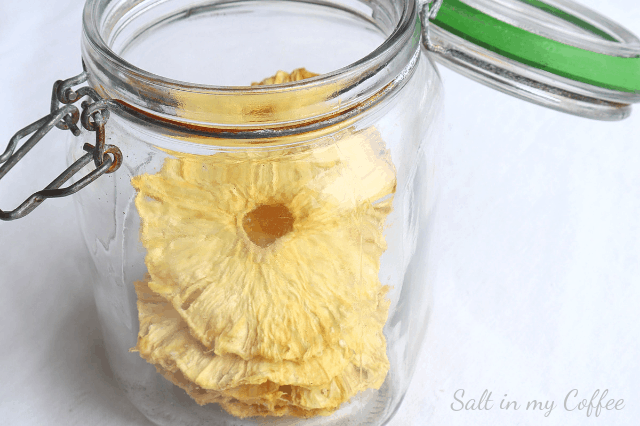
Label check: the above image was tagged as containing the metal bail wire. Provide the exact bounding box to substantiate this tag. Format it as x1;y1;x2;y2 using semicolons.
422;0;447;54
0;70;122;221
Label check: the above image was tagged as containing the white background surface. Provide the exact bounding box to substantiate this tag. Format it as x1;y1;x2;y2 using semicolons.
1;0;639;425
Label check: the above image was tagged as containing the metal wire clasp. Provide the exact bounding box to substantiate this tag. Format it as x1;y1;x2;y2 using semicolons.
0;70;122;221
421;0;448;54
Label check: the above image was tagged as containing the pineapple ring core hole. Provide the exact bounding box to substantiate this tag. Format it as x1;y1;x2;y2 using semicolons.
242;204;295;248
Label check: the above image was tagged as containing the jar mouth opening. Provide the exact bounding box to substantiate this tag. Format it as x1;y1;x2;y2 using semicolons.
81;0;422;133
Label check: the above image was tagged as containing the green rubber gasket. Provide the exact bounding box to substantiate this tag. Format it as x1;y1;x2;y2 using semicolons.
430;0;640;93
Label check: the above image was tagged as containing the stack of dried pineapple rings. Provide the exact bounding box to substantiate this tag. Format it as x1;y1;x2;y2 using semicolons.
131;69;398;418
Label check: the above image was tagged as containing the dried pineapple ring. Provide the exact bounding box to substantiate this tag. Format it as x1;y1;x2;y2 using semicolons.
132;130;395;363
251;67;319;86
134;278;390;417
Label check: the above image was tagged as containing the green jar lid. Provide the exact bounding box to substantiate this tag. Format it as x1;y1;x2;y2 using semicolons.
423;0;640;120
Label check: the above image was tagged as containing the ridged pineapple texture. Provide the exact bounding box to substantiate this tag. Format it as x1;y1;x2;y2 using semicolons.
131;69;397;418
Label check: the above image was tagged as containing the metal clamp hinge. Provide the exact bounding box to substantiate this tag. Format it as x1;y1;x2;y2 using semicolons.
0;70;122;221
421;0;448;54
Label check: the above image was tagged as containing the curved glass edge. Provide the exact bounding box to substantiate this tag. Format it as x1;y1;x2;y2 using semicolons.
425;23;633;121
464;0;640;56
81;0;421;130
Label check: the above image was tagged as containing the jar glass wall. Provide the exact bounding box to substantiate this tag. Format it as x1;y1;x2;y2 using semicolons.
69;0;444;424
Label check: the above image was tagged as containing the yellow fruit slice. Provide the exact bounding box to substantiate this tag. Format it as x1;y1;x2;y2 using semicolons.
130;68;397;418
134;278;390;417
132;132;394;363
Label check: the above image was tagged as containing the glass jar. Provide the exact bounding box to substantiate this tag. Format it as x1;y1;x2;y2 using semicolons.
69;0;440;424
1;0;638;425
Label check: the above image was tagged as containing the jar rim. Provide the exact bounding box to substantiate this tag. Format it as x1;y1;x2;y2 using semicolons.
81;0;422;134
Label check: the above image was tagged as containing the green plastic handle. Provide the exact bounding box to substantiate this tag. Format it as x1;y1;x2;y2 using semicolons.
430;0;640;93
